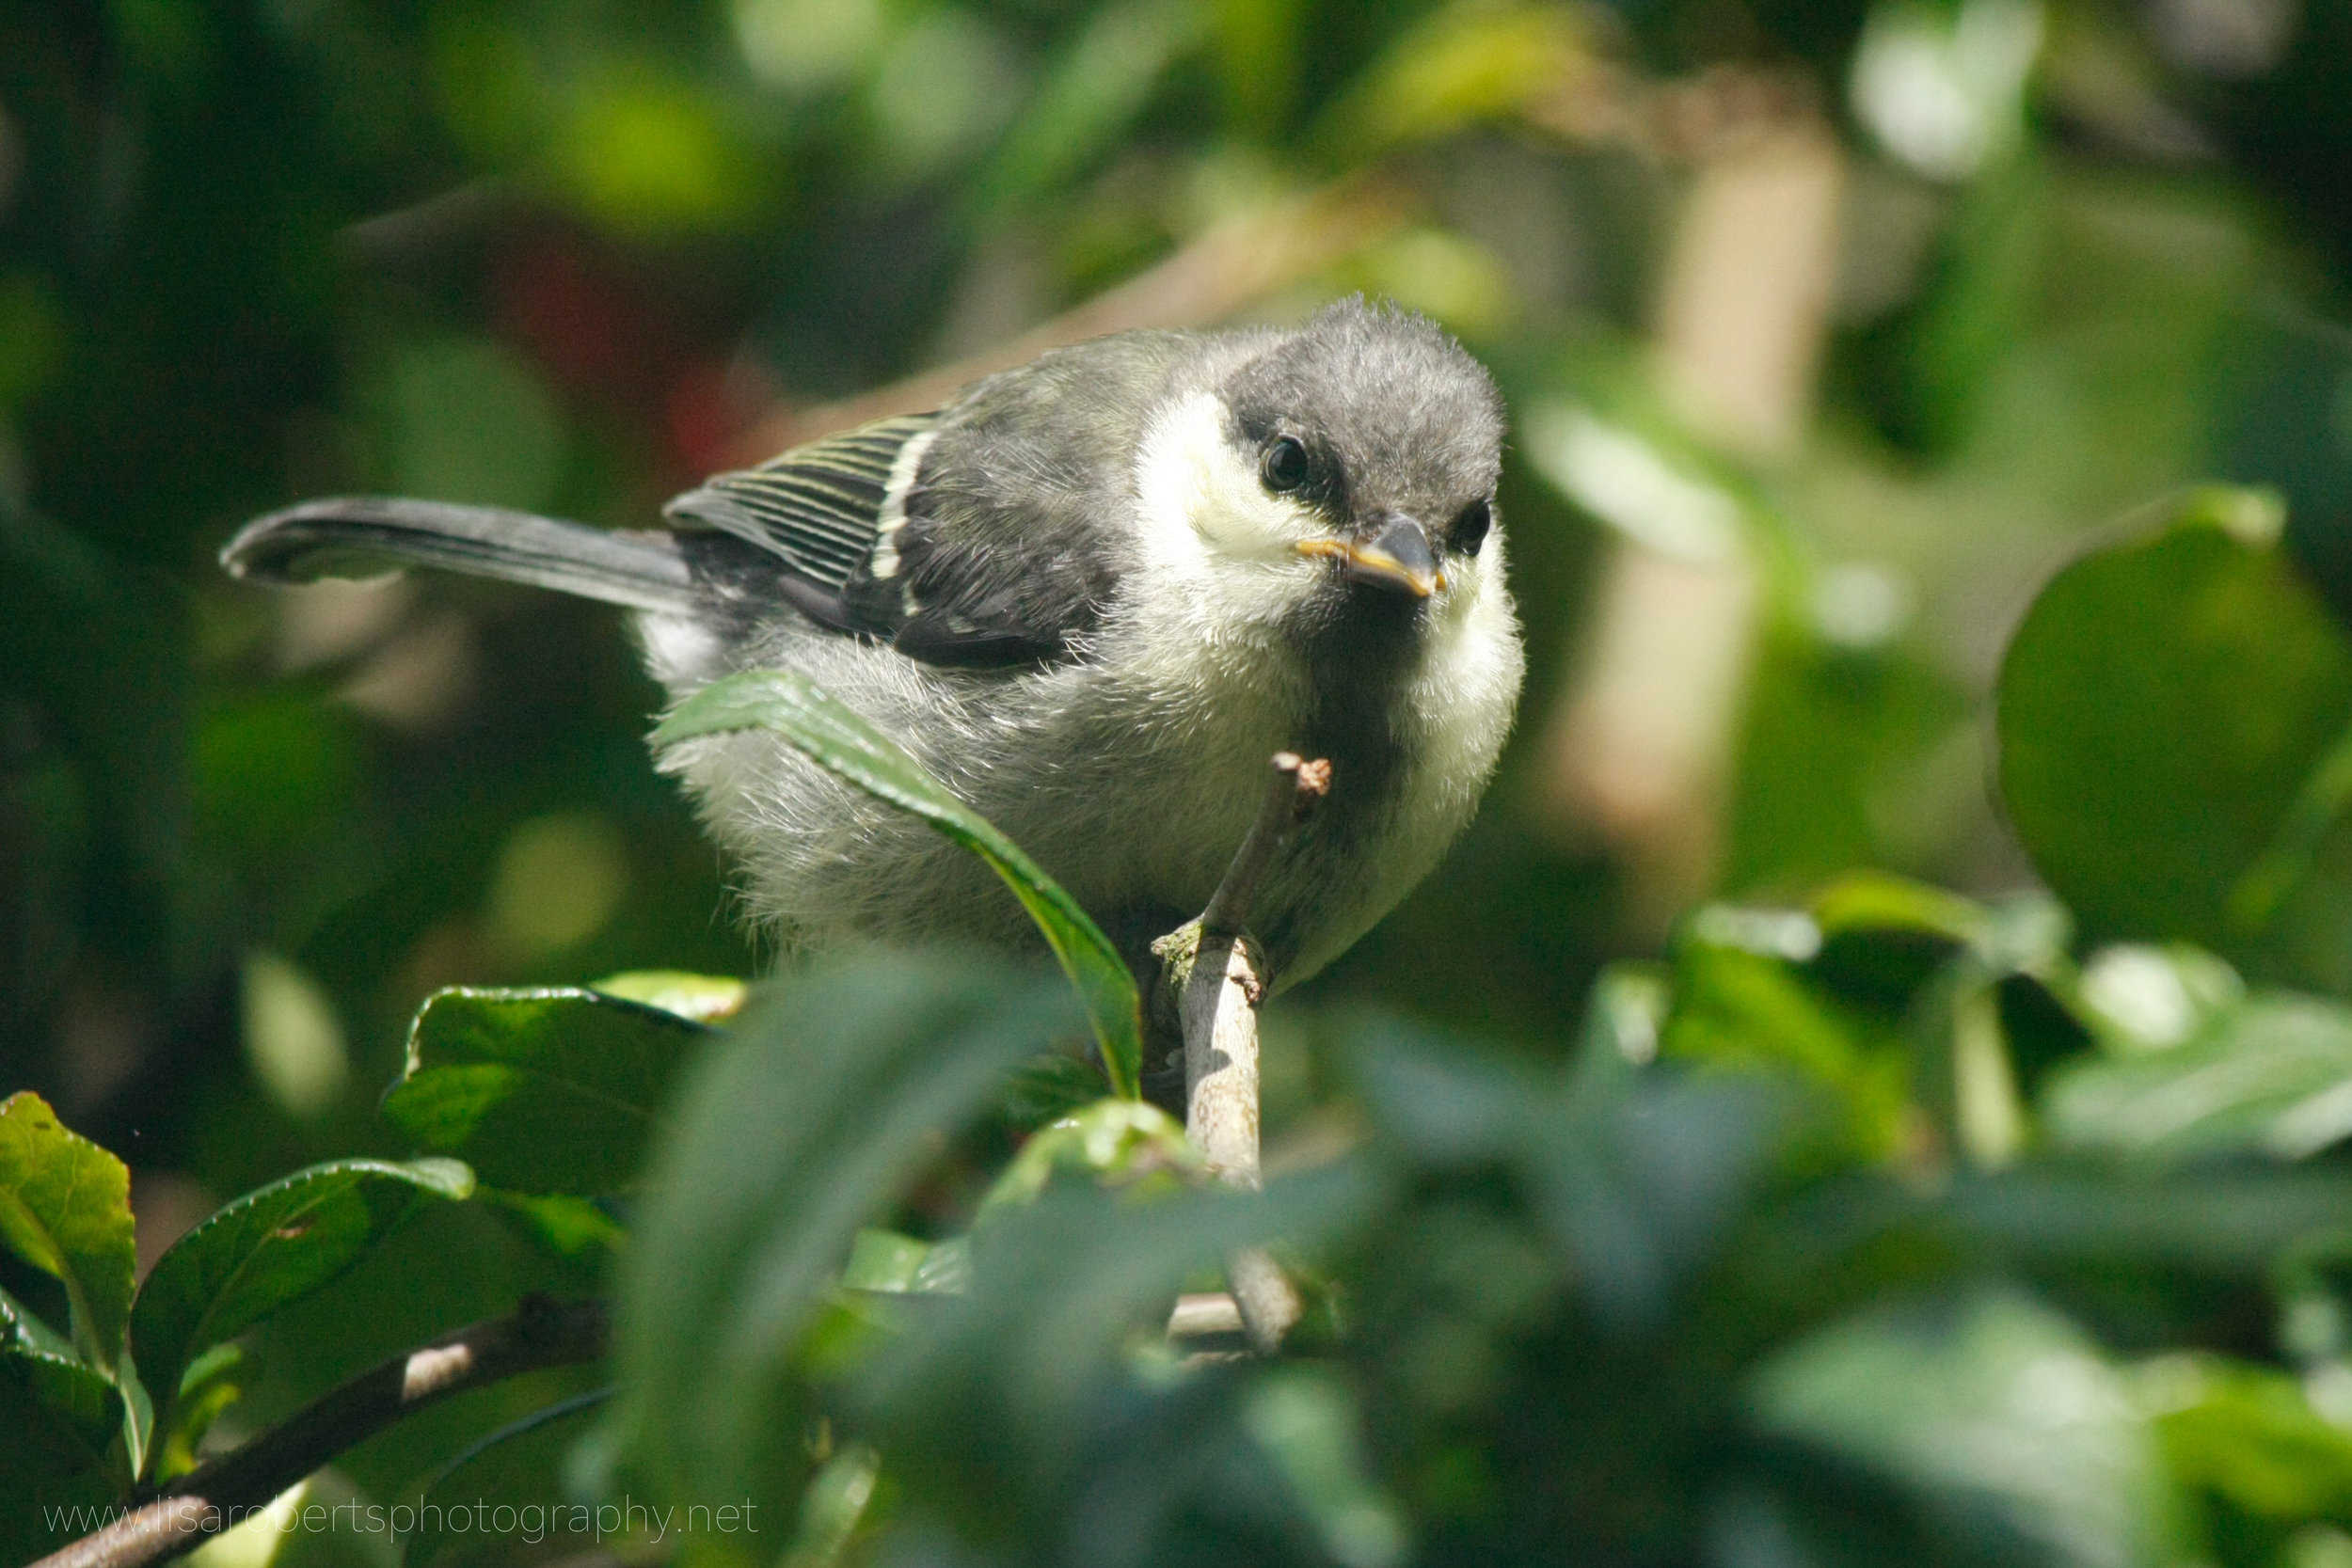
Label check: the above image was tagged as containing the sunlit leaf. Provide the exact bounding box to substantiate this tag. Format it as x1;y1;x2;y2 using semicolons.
592;969;749;1022
130;1156;473;1432
383;986;715;1195
2043;994;2352;1163
654;668;1143;1098
0;1091;136;1374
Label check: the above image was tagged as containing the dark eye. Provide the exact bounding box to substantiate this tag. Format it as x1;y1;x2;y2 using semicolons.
1261;436;1311;493
1454;498;1493;556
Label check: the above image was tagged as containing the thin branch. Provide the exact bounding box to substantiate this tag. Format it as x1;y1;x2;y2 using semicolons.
36;1296;608;1568
1200;753;1333;941
1159;753;1329;1355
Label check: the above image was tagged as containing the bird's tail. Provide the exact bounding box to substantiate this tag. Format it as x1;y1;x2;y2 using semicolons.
220;497;698;615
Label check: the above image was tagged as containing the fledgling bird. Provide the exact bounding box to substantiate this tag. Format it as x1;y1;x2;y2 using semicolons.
223;297;1524;988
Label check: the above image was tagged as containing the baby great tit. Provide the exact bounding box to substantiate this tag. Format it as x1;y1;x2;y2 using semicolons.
224;296;1525;987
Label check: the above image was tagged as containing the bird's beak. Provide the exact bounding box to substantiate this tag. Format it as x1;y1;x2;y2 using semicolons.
1295;516;1445;598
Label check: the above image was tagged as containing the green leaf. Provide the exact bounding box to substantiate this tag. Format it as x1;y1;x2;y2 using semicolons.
841;1228;970;1296
0;1091;136;1372
653;667;1143;1098
1998;490;2352;960
781;1445;882;1568
153;1342;249;1481
130;1155;472;1430
0;1341;125;1563
1241;1367;1409;1568
591;969;748;1022
1750;1291;2180;1566
2152;1357;2352;1520
2043;993;2352;1163
404;1386;613;1568
978;1097;1200;1216
383;985;715;1194
854;1163;1385;1528
615;948;1083;1526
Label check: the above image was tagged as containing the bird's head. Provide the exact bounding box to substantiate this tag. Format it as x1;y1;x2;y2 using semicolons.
1135;297;1506;633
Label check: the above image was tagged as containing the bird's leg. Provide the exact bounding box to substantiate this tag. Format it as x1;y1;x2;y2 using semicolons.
1154;752;1330;1354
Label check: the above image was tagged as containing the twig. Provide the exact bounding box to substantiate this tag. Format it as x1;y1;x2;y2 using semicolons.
35;1297;608;1568
1157;753;1330;1354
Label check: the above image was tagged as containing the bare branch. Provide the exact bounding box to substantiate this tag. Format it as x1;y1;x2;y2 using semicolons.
1156;752;1330;1355
35;1297;608;1568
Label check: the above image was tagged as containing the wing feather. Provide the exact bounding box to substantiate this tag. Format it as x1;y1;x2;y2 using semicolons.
662;414;936;593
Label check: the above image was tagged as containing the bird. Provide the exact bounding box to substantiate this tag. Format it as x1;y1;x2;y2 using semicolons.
223;296;1525;992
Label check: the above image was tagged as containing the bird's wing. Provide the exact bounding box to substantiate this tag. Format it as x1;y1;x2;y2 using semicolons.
665;409;1108;669
662;413;939;606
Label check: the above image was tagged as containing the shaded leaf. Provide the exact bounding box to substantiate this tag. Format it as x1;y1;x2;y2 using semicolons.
653;668;1143;1098
383;986;714;1195
1750;1291;2179;1567
855;1163;1385;1522
614;948;1082;1526
0;1091;135;1372
1998;490;2352;959
0;1342;124;1564
130;1156;472;1424
404;1386;614;1568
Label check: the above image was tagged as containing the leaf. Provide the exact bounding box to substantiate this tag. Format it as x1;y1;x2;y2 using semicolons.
1241;1368;1409;1568
153;1342;249;1481
383;985;715;1194
0;1342;125;1563
592;969;748;1022
614;948;1083;1526
977;1097;1201;1217
853;1163;1385;1531
841;1228;970;1296
2151;1357;2352;1520
1998;490;2352;959
0;1091;136;1372
781;1445;882;1568
1749;1291;2181;1567
653;667;1143;1098
130;1155;472;1427
2042;993;2352;1163
404;1386;614;1568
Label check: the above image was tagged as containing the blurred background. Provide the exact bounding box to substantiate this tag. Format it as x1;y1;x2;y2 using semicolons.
7;0;2352;1286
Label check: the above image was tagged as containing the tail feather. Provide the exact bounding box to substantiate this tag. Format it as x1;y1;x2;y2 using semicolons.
221;498;698;616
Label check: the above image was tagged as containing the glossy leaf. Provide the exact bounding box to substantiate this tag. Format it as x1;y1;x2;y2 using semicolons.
130;1155;472;1424
1999;491;2352;958
383;986;715;1195
653;667;1143;1098
0;1091;136;1372
615;949;1083;1525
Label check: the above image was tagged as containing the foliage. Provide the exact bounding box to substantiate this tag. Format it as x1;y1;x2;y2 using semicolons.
17;0;2352;1565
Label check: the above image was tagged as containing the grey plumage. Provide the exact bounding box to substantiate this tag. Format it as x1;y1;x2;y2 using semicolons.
224;297;1525;987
